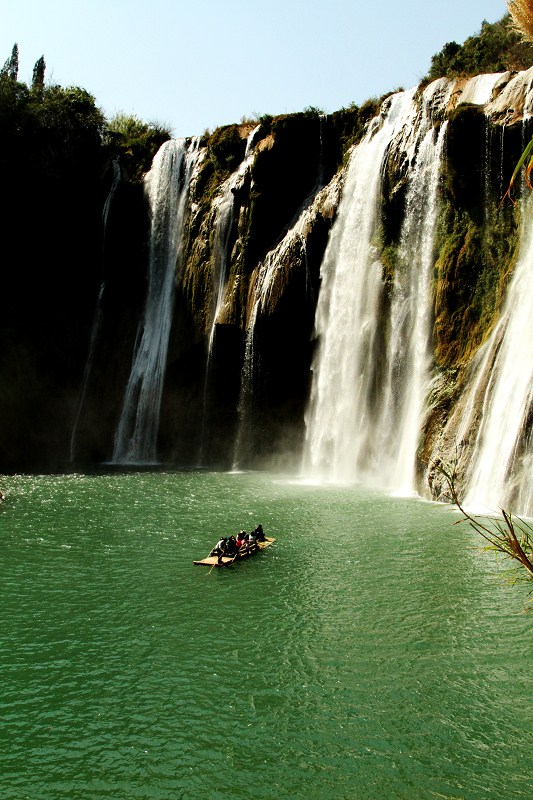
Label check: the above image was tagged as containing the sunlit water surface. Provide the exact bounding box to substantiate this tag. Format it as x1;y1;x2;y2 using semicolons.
0;472;531;799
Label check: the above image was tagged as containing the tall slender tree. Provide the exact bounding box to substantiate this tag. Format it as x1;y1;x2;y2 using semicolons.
1;43;19;80
32;56;46;94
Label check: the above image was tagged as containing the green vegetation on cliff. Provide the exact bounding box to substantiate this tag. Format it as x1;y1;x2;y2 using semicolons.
104;113;171;181
433;104;522;367
426;15;533;81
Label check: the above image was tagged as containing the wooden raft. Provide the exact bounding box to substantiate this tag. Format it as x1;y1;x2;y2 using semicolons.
193;537;275;567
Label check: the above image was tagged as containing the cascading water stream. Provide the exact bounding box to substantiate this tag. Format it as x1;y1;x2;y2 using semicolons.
230;117;330;470
437;70;533;515
232;216;313;470
458;73;507;107
232;301;260;470
112;138;202;465
208;126;260;354
302;84;450;488
69;158;121;463
232;239;290;470
302;92;414;482
378;121;448;494
197;127;260;465
463;195;533;514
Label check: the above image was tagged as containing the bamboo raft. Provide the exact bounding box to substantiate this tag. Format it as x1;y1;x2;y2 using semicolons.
193;536;276;567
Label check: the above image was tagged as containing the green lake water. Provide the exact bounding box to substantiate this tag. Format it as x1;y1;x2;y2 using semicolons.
0;471;531;799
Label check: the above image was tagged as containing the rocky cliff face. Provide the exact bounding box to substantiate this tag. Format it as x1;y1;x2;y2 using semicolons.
3;70;533;514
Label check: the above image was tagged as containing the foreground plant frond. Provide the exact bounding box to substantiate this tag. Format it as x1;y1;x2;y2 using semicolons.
508;0;533;43
503;135;533;203
432;457;533;584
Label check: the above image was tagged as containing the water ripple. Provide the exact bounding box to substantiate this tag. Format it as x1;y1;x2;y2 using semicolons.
0;473;531;799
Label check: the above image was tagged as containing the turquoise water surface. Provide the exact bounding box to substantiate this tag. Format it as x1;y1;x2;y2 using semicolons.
0;471;531;799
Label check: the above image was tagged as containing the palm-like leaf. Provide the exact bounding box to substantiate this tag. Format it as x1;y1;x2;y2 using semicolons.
432;457;533;585
508;0;533;43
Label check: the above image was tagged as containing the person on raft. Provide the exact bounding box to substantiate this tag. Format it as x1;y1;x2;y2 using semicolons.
209;525;265;563
210;537;227;563
225;536;238;556
254;524;265;542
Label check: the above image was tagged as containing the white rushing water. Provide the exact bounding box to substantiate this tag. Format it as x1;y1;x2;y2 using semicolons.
458;73;507;107
208;126;260;353
464;195;533;514
112;138;202;465
303;84;450;488
378;121;449;494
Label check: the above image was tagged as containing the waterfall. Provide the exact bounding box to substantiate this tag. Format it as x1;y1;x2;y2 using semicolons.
458;73;506;107
232;301;260;470
232;240;291;470
377;121;448;494
208;126;260;353
438;69;533;515
303;83;450;487
102;157;122;229
231;179;332;470
69;158;121;463
197;126;260;465
463;196;533;514
112;138;202;466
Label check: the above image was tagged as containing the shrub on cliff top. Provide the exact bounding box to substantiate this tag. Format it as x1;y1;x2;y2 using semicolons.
426;14;533;80
207;124;246;174
104;113;171;180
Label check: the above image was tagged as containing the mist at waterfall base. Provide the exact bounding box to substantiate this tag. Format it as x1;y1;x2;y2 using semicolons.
1;471;532;800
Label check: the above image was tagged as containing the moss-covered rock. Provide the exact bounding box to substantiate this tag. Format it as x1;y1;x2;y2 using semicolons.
432;106;521;367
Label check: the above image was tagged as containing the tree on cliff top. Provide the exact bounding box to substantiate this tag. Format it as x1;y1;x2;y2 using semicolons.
32;55;46;95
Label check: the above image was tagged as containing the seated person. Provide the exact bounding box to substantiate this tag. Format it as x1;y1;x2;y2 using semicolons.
225;535;238;555
254;524;265;542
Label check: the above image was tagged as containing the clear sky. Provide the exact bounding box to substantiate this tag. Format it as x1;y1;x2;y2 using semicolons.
1;0;509;138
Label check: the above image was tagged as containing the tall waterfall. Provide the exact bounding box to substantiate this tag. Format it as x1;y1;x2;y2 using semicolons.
112;138;202;465
303;84;450;488
463;196;533;514
377;121;448;493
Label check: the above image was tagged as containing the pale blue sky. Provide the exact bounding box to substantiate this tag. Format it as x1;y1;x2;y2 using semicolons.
1;0;508;137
